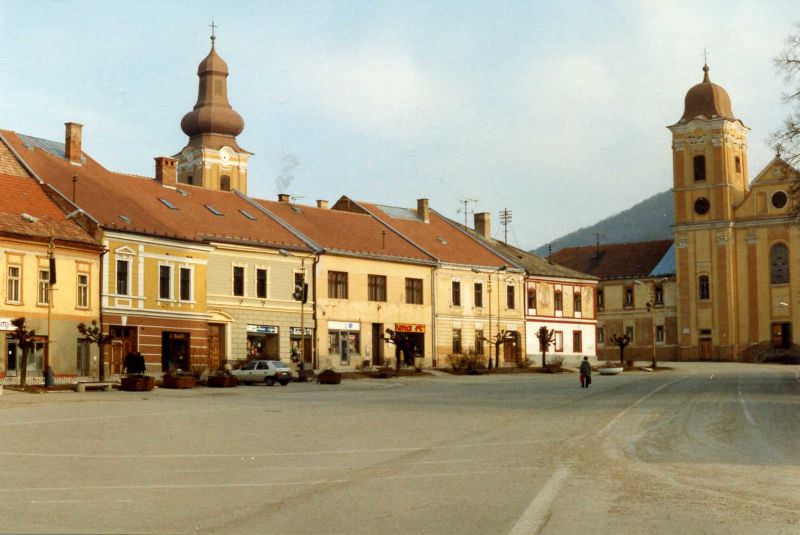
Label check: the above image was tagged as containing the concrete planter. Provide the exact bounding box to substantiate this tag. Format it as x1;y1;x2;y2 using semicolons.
207;375;238;388
162;375;196;389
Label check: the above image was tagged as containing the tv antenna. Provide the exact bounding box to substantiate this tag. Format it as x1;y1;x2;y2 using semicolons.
457;198;477;228
499;208;512;245
290;195;305;203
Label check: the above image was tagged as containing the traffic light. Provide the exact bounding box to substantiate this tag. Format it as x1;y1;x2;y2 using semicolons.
293;275;309;303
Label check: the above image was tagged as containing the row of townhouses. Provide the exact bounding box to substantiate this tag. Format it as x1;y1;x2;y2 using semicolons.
0;39;597;382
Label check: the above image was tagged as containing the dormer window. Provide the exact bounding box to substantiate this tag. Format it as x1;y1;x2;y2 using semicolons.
693;155;706;181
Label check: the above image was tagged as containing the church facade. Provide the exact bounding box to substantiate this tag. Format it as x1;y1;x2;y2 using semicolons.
670;63;799;360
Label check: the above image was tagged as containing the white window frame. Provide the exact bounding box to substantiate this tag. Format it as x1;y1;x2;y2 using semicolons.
178;265;194;302
76;272;90;309
37;268;50;306
158;263;174;301
255;267;268;299
115;257;132;296
6;264;21;304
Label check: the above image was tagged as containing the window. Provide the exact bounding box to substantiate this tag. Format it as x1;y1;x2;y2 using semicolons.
654;285;664;305
772;191;788;209
693;155;706;180
554;331;564;352
656;325;665;343
220;175;231;192
694;197;710;215
573;292;582;314
506;285;515;309
625;326;634;343
451;281;461;306
573;331;582;353
527;287;536;310
7;265;20;303
179;267;192;301
624;286;634;307
475;330;484;355
771;244;789;284
116;259;130;296
239;209;257;221
698;275;710;300
77;273;89;308
554;290;563;312
735;156;741;173
159;265;172;300
474;282;483;308
256;268;267;298
596;289;604;310
205;204;223;216
452;329;462;354
38;269;50;305
597;326;605;345
405;278;423;304
328;271;348;299
233;266;245;297
159;198;178;210
368;275;387;302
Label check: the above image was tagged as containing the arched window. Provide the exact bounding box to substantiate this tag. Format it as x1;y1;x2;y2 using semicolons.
693;155;706;181
698;275;710;300
771;243;789;284
220;175;231;192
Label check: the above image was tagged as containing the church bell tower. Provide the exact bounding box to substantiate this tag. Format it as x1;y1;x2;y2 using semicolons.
175;29;251;193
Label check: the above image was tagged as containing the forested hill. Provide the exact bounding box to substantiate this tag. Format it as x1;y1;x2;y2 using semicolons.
532;189;674;256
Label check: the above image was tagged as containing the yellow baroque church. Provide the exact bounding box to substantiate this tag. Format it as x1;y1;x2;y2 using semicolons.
670;63;799;360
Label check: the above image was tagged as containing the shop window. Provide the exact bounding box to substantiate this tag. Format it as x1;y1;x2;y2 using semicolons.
328;329;360;365
368;275;387;302
233;266;245;296
328;271;348;299
405;278;423;304
698;275;710;300
770;243;789;284
6;265;21;303
452;281;461;306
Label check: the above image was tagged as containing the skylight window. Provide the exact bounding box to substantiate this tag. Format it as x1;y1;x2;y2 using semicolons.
176;188;189;197
159;198;178;210
205;204;223;216
239;209;257;221
119;215;132;223
21;212;38;223
437;237;448;245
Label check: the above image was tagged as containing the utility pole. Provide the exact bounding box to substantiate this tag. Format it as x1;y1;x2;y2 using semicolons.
499;209;512;245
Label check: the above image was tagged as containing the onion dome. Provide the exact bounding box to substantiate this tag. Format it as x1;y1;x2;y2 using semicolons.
180;38;245;145
678;64;735;123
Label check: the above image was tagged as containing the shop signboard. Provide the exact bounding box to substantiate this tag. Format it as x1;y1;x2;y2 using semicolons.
395;323;425;333
0;318;15;331
327;321;360;331
246;324;279;334
290;327;313;336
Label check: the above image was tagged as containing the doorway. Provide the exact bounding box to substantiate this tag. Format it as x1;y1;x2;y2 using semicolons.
503;331;520;364
76;339;91;376
699;338;712;360
109;326;137;374
772;323;792;349
371;323;384;366
162;331;190;371
208;323;225;370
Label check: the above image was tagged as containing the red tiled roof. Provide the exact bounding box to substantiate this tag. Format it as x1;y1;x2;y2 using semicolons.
549;240;673;279
1;130;309;251
336;198;510;268
254;199;435;263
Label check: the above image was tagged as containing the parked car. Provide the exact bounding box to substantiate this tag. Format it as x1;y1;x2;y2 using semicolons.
231;360;292;386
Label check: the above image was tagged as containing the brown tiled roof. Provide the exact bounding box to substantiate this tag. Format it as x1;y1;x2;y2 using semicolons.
253;198;436;263
550;240;673;279
1;130;308;251
335;198;510;268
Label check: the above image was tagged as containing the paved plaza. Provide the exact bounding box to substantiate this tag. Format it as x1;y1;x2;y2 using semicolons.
1;362;799;534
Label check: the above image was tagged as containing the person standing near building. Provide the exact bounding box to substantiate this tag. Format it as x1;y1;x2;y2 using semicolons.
580;356;592;388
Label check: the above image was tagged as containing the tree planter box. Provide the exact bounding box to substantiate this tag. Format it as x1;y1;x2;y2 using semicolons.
317;370;342;385
207;375;238;388
120;375;155;392
162;375;196;389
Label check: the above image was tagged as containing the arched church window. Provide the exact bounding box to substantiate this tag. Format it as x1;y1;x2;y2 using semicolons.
698;275;710;300
693;155;706;181
220;175;231;192
771;243;789;284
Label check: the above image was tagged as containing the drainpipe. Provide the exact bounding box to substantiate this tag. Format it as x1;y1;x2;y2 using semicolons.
312;254;320;370
98;247;108;382
430;267;437;367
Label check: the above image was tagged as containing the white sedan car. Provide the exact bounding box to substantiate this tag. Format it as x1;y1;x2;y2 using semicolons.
231;360;292;386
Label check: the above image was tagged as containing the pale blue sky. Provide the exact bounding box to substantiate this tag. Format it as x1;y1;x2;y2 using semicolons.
1;1;796;249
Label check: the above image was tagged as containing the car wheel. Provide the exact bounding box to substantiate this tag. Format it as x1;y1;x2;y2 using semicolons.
265;376;275;386
279;379;289;386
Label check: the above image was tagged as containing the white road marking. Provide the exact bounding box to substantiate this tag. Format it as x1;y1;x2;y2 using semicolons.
738;378;756;425
0;439;546;459
595;378;682;438
31;499;132;504
506;467;571;535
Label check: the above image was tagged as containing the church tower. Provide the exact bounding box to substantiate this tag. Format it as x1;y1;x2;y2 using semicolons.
668;63;749;360
175;31;251;193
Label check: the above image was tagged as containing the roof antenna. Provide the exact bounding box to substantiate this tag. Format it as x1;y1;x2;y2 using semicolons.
72;175;77;203
381;228;386;249
547;243;552;262
499;208;512;245
457;198;477;228
593;232;603;259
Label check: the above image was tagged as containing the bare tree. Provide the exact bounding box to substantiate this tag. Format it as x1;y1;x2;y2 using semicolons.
535;326;556;368
609;334;631;365
77;320;112;382
480;330;515;369
11;318;36;387
773;24;800;218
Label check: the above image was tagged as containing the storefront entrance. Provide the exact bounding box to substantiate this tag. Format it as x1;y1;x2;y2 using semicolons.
208;323;225;370
290;327;313;365
247;325;279;360
394;324;425;367
162;331;190;371
109;326;137;374
5;337;46;377
328;321;360;366
772;323;792;349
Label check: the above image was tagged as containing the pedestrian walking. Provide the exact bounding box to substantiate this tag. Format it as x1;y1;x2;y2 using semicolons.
579;356;592;388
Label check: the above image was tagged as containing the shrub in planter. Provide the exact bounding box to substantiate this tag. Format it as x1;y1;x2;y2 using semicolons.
317;369;342;385
161;371;197;389
120;375;155;391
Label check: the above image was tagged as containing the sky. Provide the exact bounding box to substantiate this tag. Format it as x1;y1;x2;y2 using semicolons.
1;1;797;250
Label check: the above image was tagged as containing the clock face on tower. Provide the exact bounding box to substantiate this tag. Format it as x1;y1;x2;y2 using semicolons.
694;197;710;215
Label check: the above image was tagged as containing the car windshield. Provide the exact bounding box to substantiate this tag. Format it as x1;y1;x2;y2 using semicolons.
240;361;256;370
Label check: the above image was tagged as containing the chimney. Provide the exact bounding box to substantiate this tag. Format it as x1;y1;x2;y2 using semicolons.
64;122;83;165
316;199;328;209
417;198;429;223
474;212;491;239
278;194;290;203
154;157;177;187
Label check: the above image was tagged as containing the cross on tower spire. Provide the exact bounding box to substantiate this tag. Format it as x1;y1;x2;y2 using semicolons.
210;20;218;47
